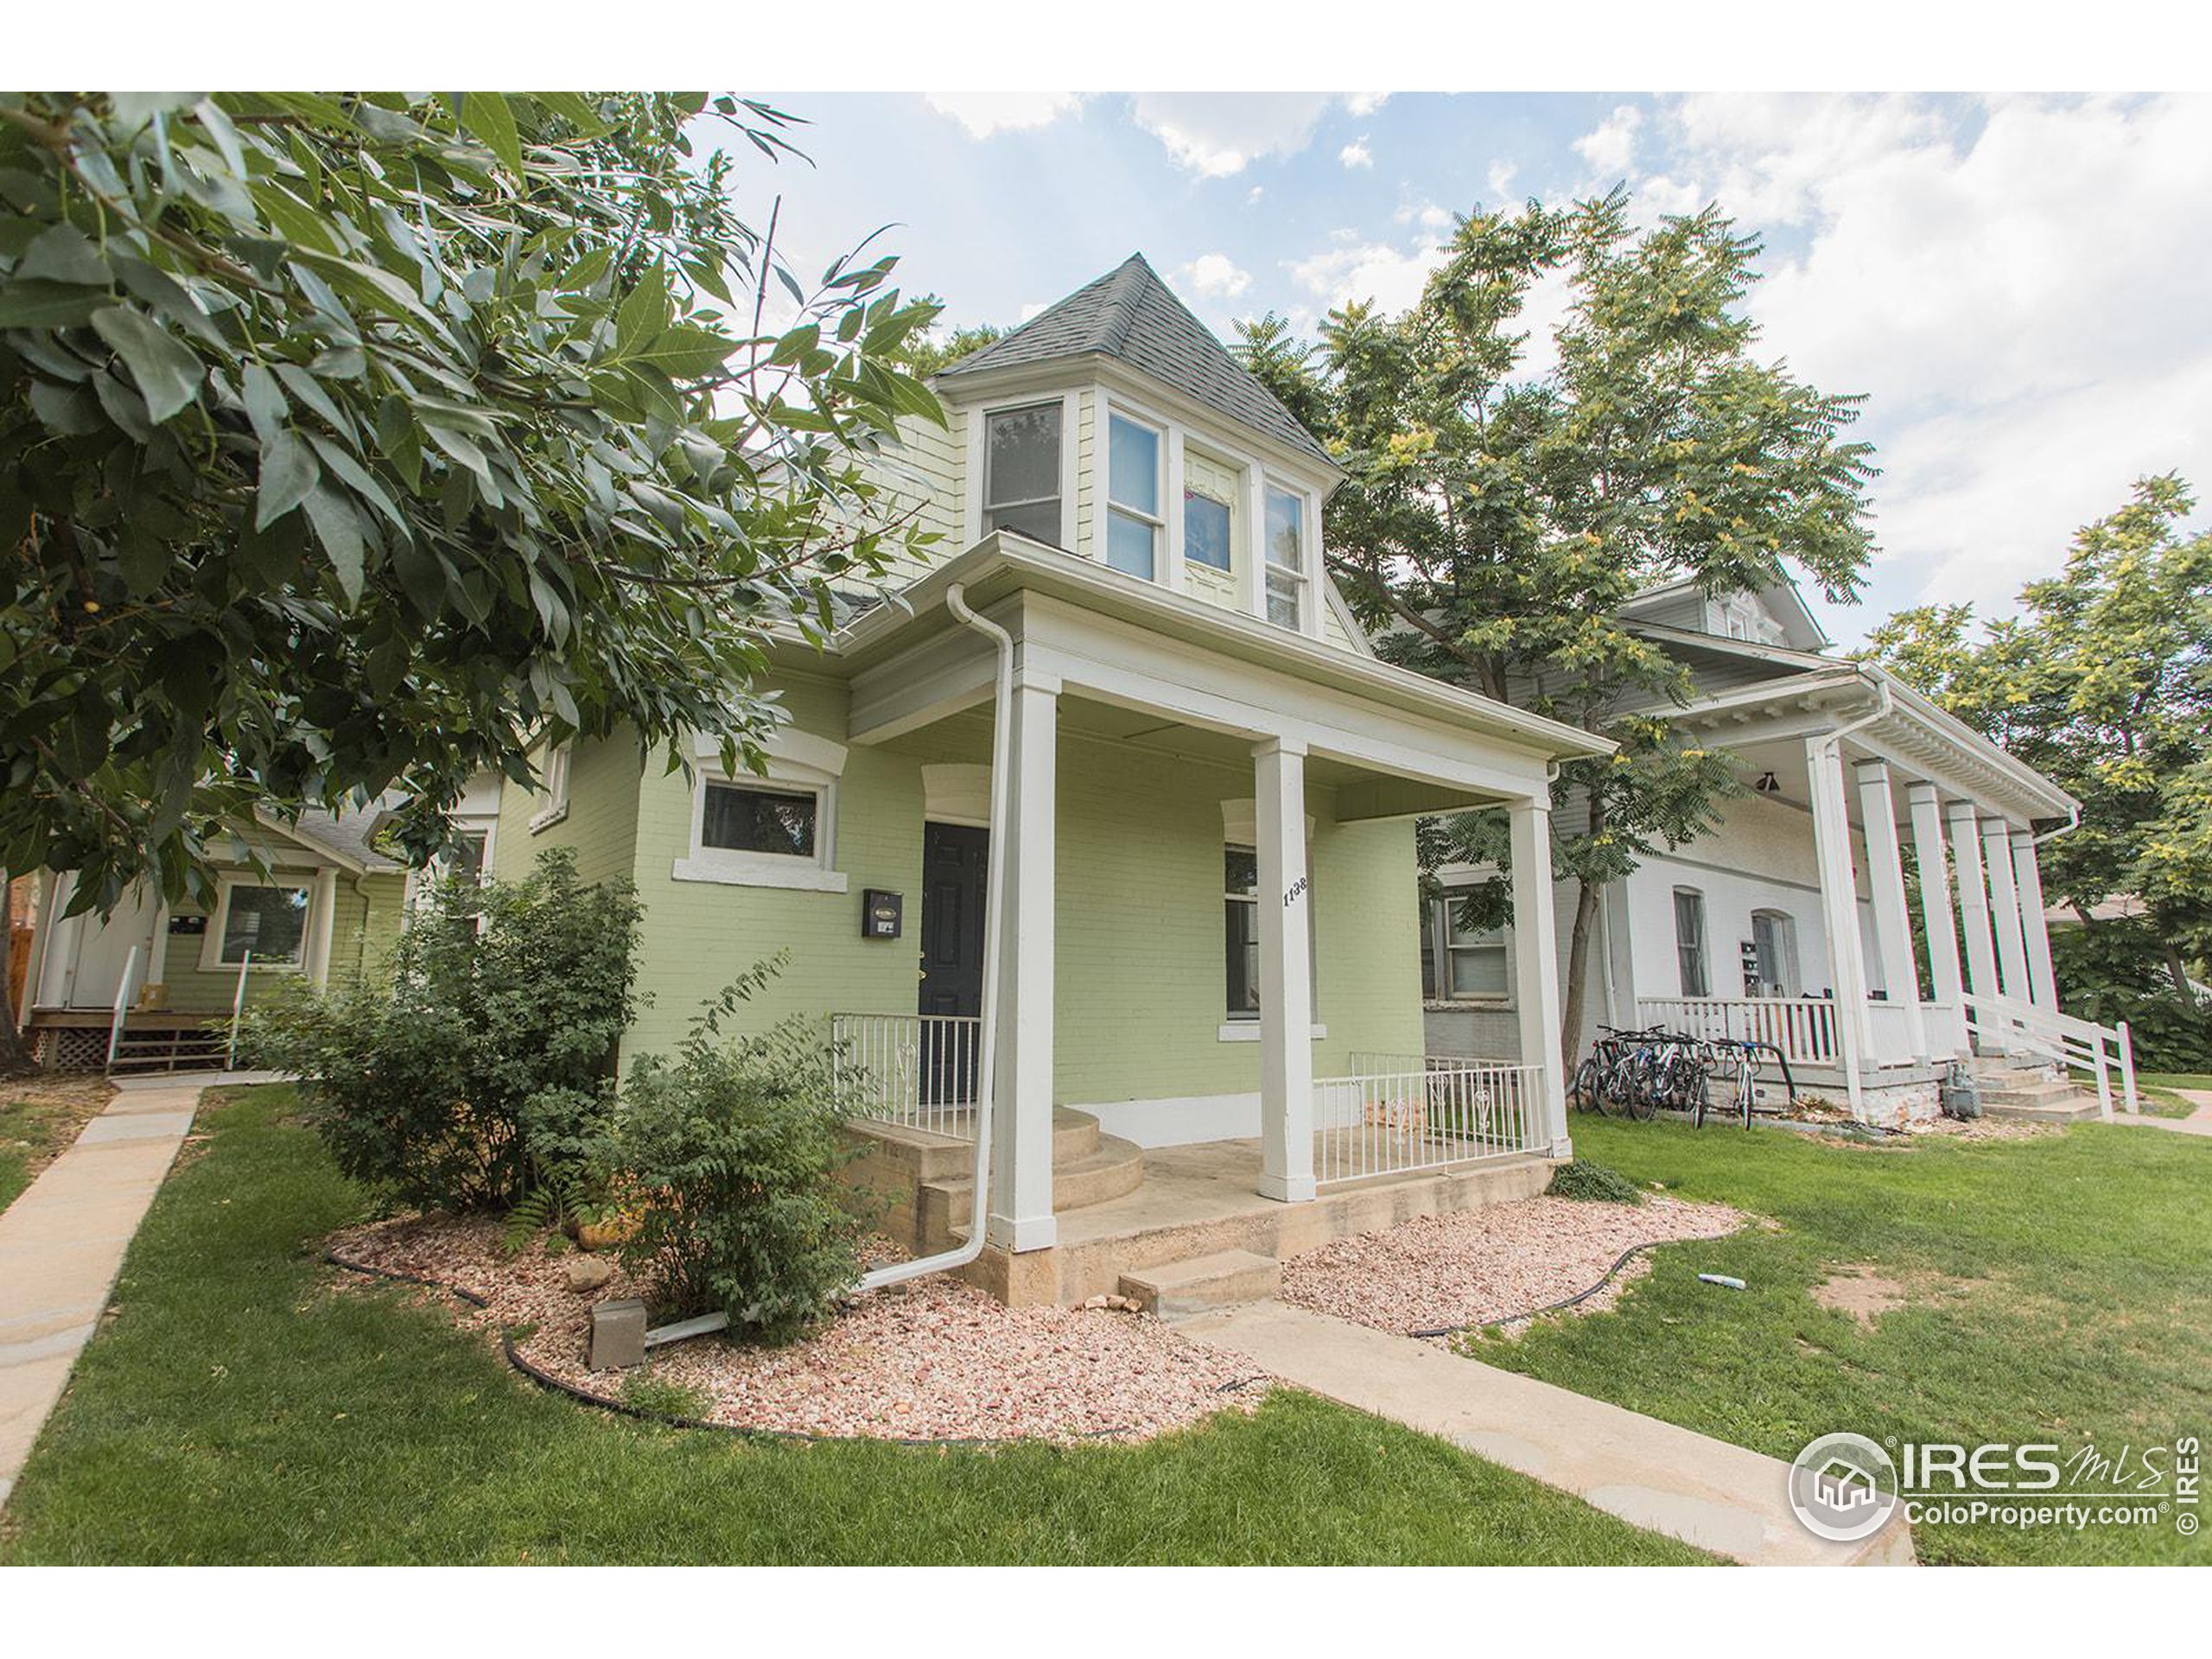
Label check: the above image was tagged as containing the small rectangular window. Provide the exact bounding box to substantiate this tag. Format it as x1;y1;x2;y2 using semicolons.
1264;486;1306;629
1185;490;1232;571
1106;413;1162;579
983;402;1063;545
217;883;310;966
1674;888;1709;998
1224;847;1261;1018
702;781;818;860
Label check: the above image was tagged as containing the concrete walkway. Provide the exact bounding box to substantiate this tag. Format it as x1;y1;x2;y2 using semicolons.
1180;1300;1915;1566
2121;1088;2212;1138
0;1076;215;1509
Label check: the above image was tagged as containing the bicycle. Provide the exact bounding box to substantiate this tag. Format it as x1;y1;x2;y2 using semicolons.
1693;1037;1796;1128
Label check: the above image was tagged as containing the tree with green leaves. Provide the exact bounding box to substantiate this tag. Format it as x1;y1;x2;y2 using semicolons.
1862;474;2212;1005
1238;191;1877;1057
893;310;1005;376
0;91;944;919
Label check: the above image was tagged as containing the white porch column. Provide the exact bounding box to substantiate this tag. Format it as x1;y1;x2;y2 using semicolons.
1981;817;2033;1006
1509;795;1571;1156
1806;737;1871;1111
1906;782;1968;1056
1254;736;1315;1203
987;673;1058;1252
1853;760;1929;1062
307;866;341;988
2011;831;2060;1014
1947;801;2002;1016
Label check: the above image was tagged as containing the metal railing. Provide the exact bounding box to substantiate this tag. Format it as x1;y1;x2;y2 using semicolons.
1961;989;2137;1119
830;1012;983;1140
1314;1055;1544;1187
1637;995;1843;1066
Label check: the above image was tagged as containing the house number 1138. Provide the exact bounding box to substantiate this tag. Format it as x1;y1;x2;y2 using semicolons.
1283;876;1309;906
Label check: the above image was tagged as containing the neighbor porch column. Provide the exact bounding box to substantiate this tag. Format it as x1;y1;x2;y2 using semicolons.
1906;782;1969;1057
307;866;341;988
1805;736;1871;1112
988;671;1058;1251
1981;816;2033;1007
2011;831;2061;1014
1947;801;2003;1039
1853;760;1929;1063
1509;794;1571;1157
1254;736;1315;1203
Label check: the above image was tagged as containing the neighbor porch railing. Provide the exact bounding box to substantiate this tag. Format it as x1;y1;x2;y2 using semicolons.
1961;989;2137;1119
1316;1054;1546;1187
1637;995;1842;1066
830;1012;982;1140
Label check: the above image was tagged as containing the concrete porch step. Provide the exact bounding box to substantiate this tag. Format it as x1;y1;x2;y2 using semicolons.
1118;1249;1280;1319
920;1115;1144;1243
1982;1096;2103;1123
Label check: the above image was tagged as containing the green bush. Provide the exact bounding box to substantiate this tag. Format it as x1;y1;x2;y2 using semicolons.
242;847;640;1211
2051;923;2212;1071
1547;1158;1643;1205
601;973;868;1348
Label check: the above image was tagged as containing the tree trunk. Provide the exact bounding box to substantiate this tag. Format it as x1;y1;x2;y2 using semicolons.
0;870;36;1079
1560;877;1603;1067
2163;939;2195;1000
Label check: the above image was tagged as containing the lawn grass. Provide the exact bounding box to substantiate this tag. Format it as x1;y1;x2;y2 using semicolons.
0;1084;1705;1566
1465;1114;2212;1565
2134;1072;2211;1118
0;1074;113;1216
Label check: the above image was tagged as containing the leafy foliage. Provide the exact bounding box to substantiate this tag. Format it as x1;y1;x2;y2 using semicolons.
241;847;639;1210
1545;1157;1643;1205
891;308;1005;376
2047;924;2212;1072
600;968;867;1347
0;92;944;912
1862;474;2212;1001
1239;192;1876;1047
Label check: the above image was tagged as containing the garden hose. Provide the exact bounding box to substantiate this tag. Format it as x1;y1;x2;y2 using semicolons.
1404;1230;1740;1339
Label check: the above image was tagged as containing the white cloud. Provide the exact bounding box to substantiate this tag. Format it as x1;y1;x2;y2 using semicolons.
1486;159;1518;199
1018;300;1048;322
1340;137;1374;169
1177;252;1252;300
1573;103;1643;177
1246;185;1264;205
1128;92;1384;178
1288;237;1449;318
1611;92;2212;622
923;92;1086;138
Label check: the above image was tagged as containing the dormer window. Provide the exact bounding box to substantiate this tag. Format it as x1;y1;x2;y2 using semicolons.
982;402;1064;545
1106;412;1164;580
1264;485;1309;629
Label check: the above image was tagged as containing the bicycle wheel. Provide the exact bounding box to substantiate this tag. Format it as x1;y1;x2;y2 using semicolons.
1570;1058;1601;1115
1691;1065;1710;1128
1738;1058;1756;1128
1625;1054;1659;1121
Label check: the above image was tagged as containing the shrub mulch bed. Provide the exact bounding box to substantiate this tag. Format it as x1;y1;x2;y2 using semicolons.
327;1214;1268;1445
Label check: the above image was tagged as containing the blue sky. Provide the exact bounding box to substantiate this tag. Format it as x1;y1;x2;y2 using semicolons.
724;92;2212;645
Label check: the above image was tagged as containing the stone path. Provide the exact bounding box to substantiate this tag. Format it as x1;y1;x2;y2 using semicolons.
2123;1088;2212;1139
1179;1299;1915;1566
0;1077;213;1508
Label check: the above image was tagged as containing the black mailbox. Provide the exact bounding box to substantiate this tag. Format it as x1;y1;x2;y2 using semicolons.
861;889;903;940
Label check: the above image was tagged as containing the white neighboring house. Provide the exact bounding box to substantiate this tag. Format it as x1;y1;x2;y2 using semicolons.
1422;576;2139;1124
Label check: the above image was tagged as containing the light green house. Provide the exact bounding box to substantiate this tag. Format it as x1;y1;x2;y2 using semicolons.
486;256;1610;1303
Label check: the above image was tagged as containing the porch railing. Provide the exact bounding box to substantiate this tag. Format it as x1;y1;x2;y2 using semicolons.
1961;989;2137;1119
1315;1055;1545;1187
1637;995;1842;1066
829;1012;982;1140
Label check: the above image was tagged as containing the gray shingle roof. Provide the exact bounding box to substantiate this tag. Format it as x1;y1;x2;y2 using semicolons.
938;254;1335;470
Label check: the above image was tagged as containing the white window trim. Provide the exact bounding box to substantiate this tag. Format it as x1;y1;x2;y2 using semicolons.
1217;1021;1329;1043
1421;888;1515;1009
1102;403;1167;584
1261;475;1322;639
198;873;315;973
1179;439;1240;583
970;394;1079;552
672;728;850;893
1674;886;1710;998
529;741;572;833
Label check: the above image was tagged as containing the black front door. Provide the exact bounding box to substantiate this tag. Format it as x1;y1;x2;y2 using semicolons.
918;822;988;1103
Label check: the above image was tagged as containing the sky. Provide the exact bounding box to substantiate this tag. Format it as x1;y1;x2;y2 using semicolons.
720;91;2212;647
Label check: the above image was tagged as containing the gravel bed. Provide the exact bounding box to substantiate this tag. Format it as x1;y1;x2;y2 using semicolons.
327;1215;1267;1445
1279;1193;1746;1338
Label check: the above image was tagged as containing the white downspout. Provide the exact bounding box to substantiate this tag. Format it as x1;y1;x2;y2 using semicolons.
1811;683;1894;1119
855;582;1011;1294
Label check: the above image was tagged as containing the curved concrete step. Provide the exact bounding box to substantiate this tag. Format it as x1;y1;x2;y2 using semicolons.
921;1130;1145;1243
1053;1107;1101;1163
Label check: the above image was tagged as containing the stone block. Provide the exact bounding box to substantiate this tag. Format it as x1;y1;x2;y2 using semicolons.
588;1297;646;1370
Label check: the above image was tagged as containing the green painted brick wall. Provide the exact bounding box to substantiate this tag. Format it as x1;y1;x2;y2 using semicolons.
152;870;409;1013
491;732;644;891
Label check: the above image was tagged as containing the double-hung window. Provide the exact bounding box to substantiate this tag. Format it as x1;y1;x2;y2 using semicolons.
1223;845;1318;1020
1105;413;1163;580
982;403;1064;545
530;741;572;832
1263;485;1309;630
1419;890;1510;1002
1674;887;1710;998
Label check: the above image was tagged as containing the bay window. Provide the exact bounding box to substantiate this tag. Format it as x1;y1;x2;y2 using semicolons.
1105;412;1163;579
1264;485;1309;630
982;402;1064;545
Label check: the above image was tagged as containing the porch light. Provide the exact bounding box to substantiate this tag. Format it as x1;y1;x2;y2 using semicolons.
1755;770;1781;794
